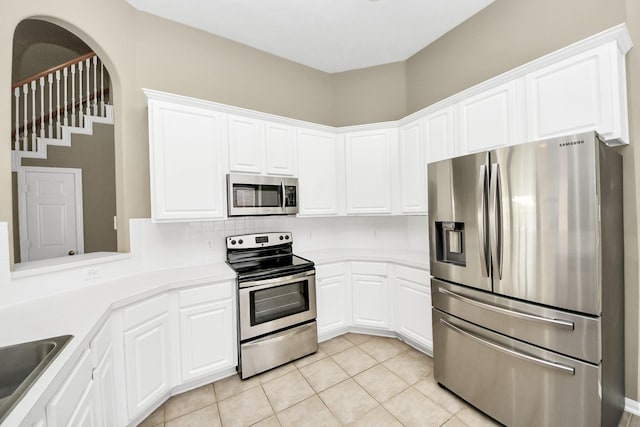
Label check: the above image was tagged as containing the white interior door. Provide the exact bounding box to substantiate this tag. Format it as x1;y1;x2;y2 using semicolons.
18;167;84;262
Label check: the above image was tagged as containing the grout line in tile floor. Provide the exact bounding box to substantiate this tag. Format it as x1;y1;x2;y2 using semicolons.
138;332;638;427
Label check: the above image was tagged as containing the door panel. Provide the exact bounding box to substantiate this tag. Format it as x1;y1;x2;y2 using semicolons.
492;134;600;314
428;152;491;292
20;168;82;262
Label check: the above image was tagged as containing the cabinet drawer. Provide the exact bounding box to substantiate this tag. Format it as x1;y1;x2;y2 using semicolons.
395;265;428;285
351;262;386;276
179;281;233;307
316;263;345;279
123;294;170;330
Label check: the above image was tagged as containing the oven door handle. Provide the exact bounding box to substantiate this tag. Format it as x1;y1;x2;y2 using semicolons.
239;269;315;289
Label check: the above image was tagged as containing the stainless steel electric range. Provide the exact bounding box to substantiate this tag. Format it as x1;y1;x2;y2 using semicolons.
226;232;317;379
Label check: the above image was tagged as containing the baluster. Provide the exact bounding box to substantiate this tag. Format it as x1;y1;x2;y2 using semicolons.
78;61;83;127
100;61;105;116
14;87;20;151
39;76;45;138
71;64;76;127
85;58;91;117
48;74;53;138
63;68;69;127
92;56;98;116
56;70;61;138
23;84;28;151
31;80;36;151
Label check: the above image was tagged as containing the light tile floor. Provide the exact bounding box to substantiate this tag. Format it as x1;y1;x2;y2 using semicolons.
139;333;638;427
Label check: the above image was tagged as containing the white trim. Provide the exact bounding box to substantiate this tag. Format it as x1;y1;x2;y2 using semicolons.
626;398;640;416
17;166;84;262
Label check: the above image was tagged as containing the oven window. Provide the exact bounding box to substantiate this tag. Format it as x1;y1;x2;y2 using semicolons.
250;281;309;326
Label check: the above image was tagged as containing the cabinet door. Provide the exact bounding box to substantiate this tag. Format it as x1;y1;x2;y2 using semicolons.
46;350;93;427
352;274;389;329
345;129;394;214
265;122;297;176
179;299;235;382
399;120;427;214
123;313;172;418
93;346;117;427
148;99;226;221
458;81;520;154
66;380;99;427
525;42;626;143
297;129;339;215
425;106;455;162
228;115;264;174
395;267;432;349
316;264;349;336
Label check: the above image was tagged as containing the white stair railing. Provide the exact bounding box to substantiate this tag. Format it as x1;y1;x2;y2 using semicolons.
11;52;112;158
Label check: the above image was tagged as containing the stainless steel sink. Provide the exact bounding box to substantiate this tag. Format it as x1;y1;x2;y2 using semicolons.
0;335;73;424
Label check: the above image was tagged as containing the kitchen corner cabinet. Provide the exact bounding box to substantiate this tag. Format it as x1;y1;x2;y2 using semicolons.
525;41;629;144
178;282;235;382
399;120;427;214
297;128;340;216
147;97;226;222
345;129;396;215
351;262;389;329
394;265;432;349
316;263;350;337
122;294;174;419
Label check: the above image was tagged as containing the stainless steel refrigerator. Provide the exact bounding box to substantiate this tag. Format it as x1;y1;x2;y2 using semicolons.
428;131;624;427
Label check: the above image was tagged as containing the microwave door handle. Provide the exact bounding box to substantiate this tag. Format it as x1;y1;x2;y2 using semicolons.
281;181;286;210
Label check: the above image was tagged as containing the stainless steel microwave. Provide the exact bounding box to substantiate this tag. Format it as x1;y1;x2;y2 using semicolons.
227;173;299;216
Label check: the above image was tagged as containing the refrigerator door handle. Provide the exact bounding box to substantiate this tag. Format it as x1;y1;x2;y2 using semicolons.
440;318;576;375
489;163;502;279
438;286;575;329
477;164;489;277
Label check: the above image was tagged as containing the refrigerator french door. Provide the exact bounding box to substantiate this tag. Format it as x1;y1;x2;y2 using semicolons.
428;131;624;427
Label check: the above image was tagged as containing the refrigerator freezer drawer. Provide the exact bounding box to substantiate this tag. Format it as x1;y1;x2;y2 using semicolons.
431;278;601;363
433;309;603;427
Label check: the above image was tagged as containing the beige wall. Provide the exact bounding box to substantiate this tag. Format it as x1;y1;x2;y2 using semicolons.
2;0;639;400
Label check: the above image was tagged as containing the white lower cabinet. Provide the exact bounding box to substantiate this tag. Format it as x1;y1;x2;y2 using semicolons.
351;262;389;329
46;349;97;427
122;294;174;419
178;282;235;382
394;265;432;350
316;263;350;337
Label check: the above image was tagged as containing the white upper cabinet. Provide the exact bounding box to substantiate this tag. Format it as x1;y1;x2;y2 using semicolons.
399;120;427;214
525;41;628;144
227;115;264;174
265;122;297;176
147;95;226;222
345;129;396;215
297;128;340;216
425;106;456;163
228;116;297;176
458;80;522;154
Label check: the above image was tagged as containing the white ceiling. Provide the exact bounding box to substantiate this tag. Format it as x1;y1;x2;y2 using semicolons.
127;0;494;73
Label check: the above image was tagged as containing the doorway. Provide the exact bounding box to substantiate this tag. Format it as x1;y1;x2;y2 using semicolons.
17;167;84;262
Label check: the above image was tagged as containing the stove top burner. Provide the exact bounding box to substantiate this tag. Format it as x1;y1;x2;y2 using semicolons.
226;232;314;282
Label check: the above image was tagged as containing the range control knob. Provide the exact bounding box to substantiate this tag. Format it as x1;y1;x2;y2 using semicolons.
279;235;284;240
238;239;244;244
230;239;237;245
285;235;290;240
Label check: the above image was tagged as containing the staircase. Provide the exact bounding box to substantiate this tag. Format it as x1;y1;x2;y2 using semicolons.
11;52;113;170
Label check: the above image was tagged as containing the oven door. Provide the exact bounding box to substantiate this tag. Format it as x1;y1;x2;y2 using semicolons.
239;270;316;341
